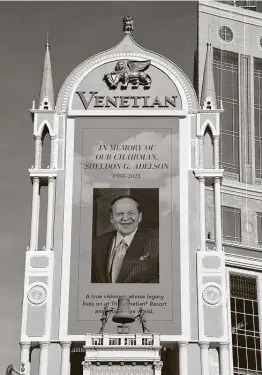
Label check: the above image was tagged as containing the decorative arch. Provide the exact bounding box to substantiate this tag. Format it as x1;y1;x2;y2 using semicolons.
56;35;198;113
204;126;214;169
37;120;54;138
200;119;218;137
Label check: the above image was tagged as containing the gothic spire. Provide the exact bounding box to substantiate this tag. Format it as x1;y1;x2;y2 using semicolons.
38;39;54;110
200;43;217;110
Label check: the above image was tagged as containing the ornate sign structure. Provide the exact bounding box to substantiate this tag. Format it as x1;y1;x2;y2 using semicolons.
18;14;229;375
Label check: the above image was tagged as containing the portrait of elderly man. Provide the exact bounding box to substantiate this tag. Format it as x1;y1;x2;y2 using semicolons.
91;195;159;283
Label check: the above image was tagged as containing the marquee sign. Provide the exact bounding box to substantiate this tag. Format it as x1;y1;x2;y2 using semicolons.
58;17;197;340
76;91;178;109
71;59;182;111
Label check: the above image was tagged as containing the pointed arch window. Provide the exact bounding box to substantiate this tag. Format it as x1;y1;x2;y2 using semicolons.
203;126;214;169
41;125;51;169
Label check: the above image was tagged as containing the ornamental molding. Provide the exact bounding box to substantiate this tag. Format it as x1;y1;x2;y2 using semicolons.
178;341;189;347
221;180;262;201
19;341;31;348
198;342;210;349
225;253;262;270
153;361;163;370
60;341;71;349
82;361;92;369
56;48;198;113
27;284;47;305
39;341;50;348
199;1;262;27
202;283;222;306
193;168;224;179
218;342;230;349
28;168;58;180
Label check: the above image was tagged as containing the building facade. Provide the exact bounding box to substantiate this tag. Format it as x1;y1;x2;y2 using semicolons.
14;2;262;375
199;2;262;375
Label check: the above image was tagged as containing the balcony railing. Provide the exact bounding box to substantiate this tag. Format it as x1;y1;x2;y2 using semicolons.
84;334;159;348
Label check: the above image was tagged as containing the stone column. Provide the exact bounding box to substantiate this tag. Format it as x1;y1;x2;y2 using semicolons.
213;136;219;169
153;360;163;375
45;177;56;250
178;342;189;375
82;360;92;375
199;176;206;251
39;342;49;375
214;177;222;251
35;186;40;250
60;341;71;375
35;135;42;169
219;343;230;375
199;342;210;375
50;136;56;169
199;136;204;168
20;342;31;375
29;177;40;251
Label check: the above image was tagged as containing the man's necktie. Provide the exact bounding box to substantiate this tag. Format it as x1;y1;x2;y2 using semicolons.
111;239;128;283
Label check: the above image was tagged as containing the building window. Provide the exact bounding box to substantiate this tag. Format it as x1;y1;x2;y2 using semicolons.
257;213;262;246
222;206;241;243
258;37;262;50
213;48;239;177
230;274;261;375
254;58;262;180
218;26;234;43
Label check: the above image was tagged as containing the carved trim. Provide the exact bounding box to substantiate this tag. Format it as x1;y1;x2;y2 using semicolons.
57;52;197;113
178;341;189;347
60;341;71;349
199;1;262;27
225;253;262;270
20;342;31;349
153;361;163;370
218;342;230;349
27;284;47;305
199;341;210;349
39;341;50;349
202;283;222;306
82;361;92;369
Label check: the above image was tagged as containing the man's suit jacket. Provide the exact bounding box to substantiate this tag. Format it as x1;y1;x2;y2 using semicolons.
91;228;159;283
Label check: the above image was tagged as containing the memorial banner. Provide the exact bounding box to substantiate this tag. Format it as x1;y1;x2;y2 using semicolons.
68;117;181;334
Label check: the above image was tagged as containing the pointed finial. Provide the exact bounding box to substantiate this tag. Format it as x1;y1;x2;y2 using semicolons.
200;42;217;110
38;37;54;110
46;28;50;49
123;16;134;34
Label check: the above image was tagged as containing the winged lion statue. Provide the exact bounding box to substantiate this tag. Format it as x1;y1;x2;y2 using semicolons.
104;60;151;90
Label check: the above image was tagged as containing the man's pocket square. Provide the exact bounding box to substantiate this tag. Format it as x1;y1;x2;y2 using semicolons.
139;254;150;261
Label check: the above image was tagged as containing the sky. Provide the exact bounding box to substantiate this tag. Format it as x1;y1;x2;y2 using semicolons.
0;1;197;372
